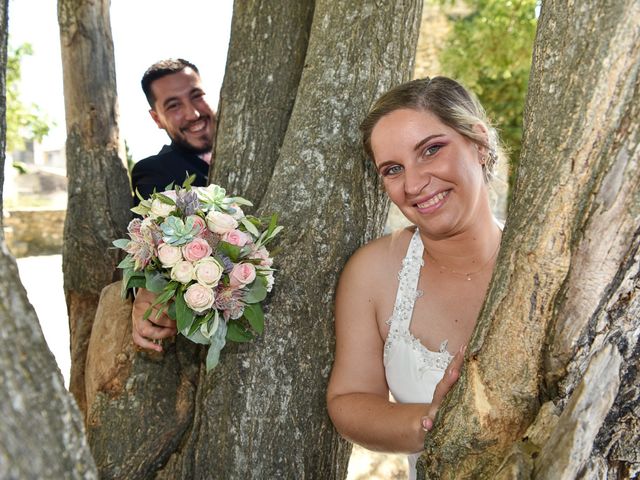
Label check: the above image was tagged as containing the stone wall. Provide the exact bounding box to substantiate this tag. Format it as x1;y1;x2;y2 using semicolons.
3;209;66;257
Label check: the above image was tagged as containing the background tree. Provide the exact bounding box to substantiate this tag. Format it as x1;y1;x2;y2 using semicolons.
0;1;97;477
439;0;538;193
419;0;639;477
58;0;131;415
83;0;423;478
5;42;52;153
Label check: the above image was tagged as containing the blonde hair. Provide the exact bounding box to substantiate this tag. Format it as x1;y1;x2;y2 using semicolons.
360;77;505;182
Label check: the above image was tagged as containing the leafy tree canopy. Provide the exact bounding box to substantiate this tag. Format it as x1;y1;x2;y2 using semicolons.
6;42;52;152
439;0;538;189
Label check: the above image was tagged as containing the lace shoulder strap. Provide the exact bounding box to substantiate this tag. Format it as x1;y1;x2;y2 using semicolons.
387;229;423;332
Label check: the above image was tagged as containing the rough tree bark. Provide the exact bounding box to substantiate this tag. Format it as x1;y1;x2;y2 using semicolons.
212;0;315;208
0;0;6;232
58;0;131;415
419;1;640;478
0;2;97;477
164;1;423;478
84;1;423;479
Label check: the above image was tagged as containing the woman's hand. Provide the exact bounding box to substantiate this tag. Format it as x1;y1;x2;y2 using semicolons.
420;345;466;431
131;287;177;352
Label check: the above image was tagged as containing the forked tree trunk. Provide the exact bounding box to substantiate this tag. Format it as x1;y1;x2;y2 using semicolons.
84;1;423;478
169;1;423;478
58;0;131;415
419;1;640;478
0;2;97;477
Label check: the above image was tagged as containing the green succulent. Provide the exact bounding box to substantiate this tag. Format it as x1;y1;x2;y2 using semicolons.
160;216;200;246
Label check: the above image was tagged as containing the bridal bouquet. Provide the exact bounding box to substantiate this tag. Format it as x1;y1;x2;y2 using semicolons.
113;180;281;371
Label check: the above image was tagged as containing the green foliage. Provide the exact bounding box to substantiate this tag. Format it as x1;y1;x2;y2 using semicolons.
6;42;53;152
439;0;538;188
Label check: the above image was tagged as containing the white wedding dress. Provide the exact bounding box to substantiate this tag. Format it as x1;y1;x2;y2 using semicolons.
383;229;452;479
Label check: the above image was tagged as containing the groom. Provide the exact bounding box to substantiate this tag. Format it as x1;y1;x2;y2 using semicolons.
131;58;217;349
131;58;216;204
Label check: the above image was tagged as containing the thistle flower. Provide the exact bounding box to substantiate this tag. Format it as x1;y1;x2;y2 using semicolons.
215;285;245;321
176;189;200;216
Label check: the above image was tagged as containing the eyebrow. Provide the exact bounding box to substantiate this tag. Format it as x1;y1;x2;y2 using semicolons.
375;133;447;172
414;134;446;152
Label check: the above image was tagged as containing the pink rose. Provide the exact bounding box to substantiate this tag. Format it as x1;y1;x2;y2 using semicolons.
206;210;238;234
229;263;256;288
251;246;273;267
184;283;215;313
223;229;250;247
194;258;224;287
188;215;207;237
182;238;212;262
158;243;183;267
170;260;195;284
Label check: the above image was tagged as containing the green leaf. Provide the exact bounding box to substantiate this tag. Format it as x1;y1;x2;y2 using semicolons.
145;270;168;293
112;238;130;249
182;173;196;189
226;321;253;343
217;241;241;262
117;256;136;269
240;217;261;238
156;192;176;205
243;303;264;335
243;276;268;304
185;328;210;345
125;275;146;291
227;196;253;207
175;290;195;332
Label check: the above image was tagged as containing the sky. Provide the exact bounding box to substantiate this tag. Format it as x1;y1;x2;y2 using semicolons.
8;0;233;160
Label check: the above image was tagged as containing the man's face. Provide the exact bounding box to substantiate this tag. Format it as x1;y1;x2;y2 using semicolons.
149;67;216;153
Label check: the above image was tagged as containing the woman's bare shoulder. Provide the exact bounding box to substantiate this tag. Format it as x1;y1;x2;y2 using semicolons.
341;227;416;280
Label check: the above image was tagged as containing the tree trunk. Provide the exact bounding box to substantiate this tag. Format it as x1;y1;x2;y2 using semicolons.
161;1;423;478
419;1;640;478
84;1;423;478
58;0;131;415
0;0;6;233
211;0;315;208
0;3;97;477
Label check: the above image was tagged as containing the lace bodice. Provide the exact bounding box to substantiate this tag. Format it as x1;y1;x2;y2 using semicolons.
383;228;452;480
383;229;453;386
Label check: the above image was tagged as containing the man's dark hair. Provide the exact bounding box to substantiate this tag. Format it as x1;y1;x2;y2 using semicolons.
141;58;199;107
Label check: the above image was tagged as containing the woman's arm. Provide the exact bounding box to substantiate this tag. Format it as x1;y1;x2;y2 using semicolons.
326;242;462;453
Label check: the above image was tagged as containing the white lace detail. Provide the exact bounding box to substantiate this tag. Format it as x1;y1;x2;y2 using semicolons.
384;229;453;371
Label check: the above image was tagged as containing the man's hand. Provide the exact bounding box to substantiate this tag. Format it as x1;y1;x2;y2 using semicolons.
421;345;466;431
131;287;177;352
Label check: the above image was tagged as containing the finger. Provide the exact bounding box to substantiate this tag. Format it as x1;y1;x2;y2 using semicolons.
149;311;177;329
431;346;466;408
137;320;177;340
132;329;164;352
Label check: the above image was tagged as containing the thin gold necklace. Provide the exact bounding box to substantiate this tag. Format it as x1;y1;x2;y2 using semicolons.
424;241;500;281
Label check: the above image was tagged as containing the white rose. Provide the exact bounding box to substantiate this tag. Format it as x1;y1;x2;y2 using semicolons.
206;210;238;234
194;258;224;287
170;260;195;284
157;243;183;267
150;197;176;218
184;284;215;313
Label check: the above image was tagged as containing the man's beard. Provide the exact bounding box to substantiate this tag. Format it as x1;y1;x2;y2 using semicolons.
172;135;213;155
172;120;216;154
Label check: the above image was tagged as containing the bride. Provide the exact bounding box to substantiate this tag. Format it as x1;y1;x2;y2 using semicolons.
326;76;504;479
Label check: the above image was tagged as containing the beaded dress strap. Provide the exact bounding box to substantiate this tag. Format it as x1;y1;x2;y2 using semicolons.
388;229;424;332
